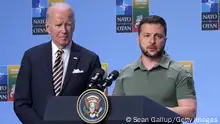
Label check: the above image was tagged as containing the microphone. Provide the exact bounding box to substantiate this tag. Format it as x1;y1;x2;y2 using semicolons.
87;68;105;89
98;70;119;91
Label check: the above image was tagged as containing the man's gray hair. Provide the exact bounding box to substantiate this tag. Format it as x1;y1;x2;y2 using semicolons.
46;2;75;21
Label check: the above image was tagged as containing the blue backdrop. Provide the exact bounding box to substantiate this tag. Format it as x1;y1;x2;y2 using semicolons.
0;0;220;123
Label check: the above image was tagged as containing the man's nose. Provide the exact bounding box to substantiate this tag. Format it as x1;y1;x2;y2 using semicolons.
61;26;67;33
149;36;156;44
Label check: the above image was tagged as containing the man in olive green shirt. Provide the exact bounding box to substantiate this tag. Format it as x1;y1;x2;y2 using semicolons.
112;15;197;122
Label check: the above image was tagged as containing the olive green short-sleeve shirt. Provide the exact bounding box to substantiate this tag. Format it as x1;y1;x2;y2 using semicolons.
112;54;196;107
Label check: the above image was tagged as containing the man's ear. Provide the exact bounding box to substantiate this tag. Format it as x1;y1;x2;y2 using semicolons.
136;35;140;44
164;37;168;45
72;20;75;32
45;20;51;34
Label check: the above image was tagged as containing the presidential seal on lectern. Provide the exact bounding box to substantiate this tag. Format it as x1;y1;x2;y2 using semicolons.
76;89;109;123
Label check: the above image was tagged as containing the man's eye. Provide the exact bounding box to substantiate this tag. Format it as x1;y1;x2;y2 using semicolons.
56;24;62;27
156;35;163;39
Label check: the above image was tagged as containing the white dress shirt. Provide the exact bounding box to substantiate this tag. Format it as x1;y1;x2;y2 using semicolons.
52;41;71;85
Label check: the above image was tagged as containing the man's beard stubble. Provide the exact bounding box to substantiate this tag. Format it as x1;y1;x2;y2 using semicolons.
140;43;166;59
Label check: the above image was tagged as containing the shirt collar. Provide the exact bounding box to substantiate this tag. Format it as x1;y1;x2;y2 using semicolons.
134;52;171;71
158;53;171;69
52;41;72;56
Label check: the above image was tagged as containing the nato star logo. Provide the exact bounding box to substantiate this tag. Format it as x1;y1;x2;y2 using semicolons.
202;0;218;12
116;0;132;15
32;0;48;17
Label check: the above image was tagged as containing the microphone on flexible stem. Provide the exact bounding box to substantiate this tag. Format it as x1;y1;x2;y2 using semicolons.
87;68;105;89
97;70;119;91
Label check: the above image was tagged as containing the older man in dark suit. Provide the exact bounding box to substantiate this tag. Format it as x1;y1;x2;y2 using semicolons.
14;2;101;124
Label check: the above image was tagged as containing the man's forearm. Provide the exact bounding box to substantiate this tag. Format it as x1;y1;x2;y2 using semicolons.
167;106;196;122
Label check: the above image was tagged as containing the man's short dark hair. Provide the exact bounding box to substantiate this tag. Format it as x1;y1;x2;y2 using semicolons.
138;15;167;36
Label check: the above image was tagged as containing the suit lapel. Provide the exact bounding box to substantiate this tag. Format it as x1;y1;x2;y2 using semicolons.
61;42;82;93
44;41;55;96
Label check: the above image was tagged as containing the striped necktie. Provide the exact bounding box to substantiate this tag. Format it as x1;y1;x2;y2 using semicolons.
53;49;64;96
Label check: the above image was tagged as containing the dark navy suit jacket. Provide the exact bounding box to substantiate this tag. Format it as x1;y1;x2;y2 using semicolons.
13;41;101;124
